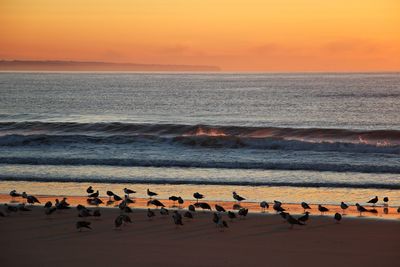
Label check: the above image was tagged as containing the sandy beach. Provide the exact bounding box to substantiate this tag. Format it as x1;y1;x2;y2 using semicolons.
1;195;399;267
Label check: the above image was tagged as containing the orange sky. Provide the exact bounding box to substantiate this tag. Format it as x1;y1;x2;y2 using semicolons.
1;0;399;71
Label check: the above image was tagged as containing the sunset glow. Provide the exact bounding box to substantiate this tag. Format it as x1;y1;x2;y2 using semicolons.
1;0;400;71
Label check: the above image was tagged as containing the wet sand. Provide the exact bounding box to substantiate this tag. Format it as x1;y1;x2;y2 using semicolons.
0;195;399;267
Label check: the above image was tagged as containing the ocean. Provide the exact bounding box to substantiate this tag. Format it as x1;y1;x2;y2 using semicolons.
0;72;399;205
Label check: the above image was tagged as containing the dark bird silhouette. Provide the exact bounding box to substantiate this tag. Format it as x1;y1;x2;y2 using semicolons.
148;199;165;208
123;188;136;196
115;214;132;229
124;195;134;204
44;201;52;209
160;207;169;216
301;202;311;212
9;190;21;201
198;202;212;211
26;195;40;205
78;208;92;218
88;190;99;198
238;208;248;219
232;191;245;202
87;197;103;206
260;201;269;212
286;215;304;229
297;212;310;224
169;196;179;204
367;196;378;206
227;211;236;221
383;197;389;207
334;213;342;223
147;208;155;219
184;211;193;219
147;189;158;198
172;211;183;227
76;221;91;231
318;204;329;215
188;204;196;212
340;202;349;214
215;204;226;212
193;192;204;202
86;186;94;194
113;194;122;201
106;190;114;200
124;206;133;213
356;203;368;216
273;203;285;213
177;197;184;208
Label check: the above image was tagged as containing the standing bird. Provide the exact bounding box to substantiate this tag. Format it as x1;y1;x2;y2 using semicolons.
123;188;136;197
383;197;389;206
340;202;349;214
356;203;368;216
334;213;342;223
193;192;204;203
148;199;165;208
260;201;269;212
297;212;310;224
367;196;378;206
286;215;304;229
301;202;311;212
9;190;21;201
238;208;248;219
215;204;226;212
169;196;179;205
198;202;212;211
76;221;91;232
88;190;99;198
188;204;196;212
86;186;94;195
147;189;158;199
177;197;184;208
106;190;114;200
172;211;183;227
227;211;237;221
273;202;285;213
318;204;329;215
147;208;155;220
44;201;52;209
232;192;245;202
27;195;40;205
113;194;122;202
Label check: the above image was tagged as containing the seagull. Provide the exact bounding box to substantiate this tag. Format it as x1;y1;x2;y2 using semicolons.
334;213;342;223
286;214;304;229
115;214;132;229
215;204;226;212
184;211;193;219
55;199;70;209
148;199;165;208
106;191;114;200
238;208;248;219
123;188;136;197
86;186;94;194
367;196;378;206
260;201;269;212
76;221;91;232
318;204;329;215
147;208;155;220
124;195;134;204
147;189;158;199
118;200;127;211
297;211;310;224
169;196;179;204
60;198;70;208
172;211;183;227
301;202;311;212
232;192;245;202
340;202;349;214
273;202;285;213
383;197;389;207
188;204;196;212
87;197;103;206
356;203;368;216
160;207;169;216
9;190;21;201
227;211;236;221
193;192;204;202
88;190;99;198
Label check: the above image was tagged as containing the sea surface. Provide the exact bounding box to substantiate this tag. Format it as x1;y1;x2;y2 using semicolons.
0;72;399;205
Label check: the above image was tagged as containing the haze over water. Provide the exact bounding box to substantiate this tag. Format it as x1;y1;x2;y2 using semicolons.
0;72;399;204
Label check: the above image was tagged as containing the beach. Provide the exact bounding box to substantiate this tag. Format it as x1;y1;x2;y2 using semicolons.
1;197;399;267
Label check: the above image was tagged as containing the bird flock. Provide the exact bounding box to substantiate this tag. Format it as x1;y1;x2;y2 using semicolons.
1;189;399;231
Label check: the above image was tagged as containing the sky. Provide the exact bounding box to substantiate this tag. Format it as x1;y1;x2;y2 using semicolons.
1;0;399;71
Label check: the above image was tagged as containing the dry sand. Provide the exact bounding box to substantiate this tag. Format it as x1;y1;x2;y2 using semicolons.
1;195;399;267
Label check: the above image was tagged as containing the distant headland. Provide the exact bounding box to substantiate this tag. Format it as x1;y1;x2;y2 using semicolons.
0;60;220;71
